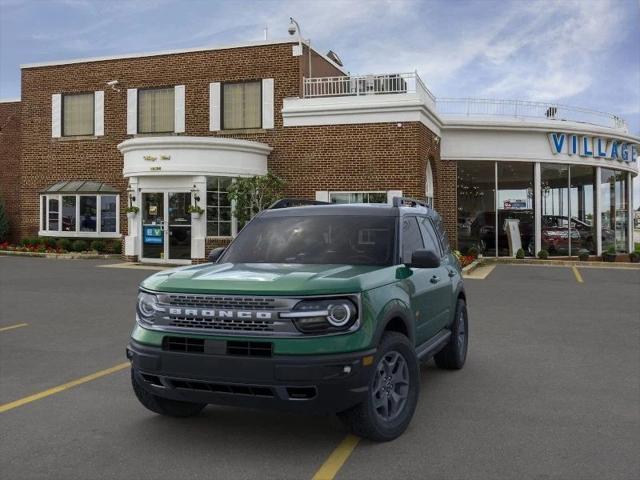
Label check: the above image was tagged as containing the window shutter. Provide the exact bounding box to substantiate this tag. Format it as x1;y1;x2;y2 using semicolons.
209;82;220;131
315;191;329;202
127;88;137;134
94;91;104;136
174;85;185;133
262;78;274;129
387;190;403;205
51;94;61;138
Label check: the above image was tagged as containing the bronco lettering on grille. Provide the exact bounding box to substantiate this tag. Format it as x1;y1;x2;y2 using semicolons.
168;308;274;320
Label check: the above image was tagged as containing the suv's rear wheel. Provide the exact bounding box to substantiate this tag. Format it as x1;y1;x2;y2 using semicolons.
338;332;419;442
131;369;206;417
434;298;468;370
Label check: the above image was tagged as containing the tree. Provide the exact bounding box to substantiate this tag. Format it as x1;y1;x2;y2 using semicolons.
0;195;9;242
227;173;286;225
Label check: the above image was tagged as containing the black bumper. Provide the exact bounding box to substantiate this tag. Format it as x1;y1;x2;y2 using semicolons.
127;339;376;414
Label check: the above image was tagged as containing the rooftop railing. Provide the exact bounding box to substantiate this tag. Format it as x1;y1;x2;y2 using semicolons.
303;72;436;102
436;98;627;131
301;73;627;131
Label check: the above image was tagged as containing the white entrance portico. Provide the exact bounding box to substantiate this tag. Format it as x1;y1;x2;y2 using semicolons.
118;136;271;262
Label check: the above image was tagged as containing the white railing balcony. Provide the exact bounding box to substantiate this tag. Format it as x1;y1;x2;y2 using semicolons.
436;97;628;131
303;72;436;103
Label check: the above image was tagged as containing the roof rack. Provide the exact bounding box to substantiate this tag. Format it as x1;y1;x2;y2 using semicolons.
392;196;430;208
269;198;331;209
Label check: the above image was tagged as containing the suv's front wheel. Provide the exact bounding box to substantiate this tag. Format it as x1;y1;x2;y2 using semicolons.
338;332;419;442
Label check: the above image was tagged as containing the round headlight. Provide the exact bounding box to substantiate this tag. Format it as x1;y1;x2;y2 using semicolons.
327;303;352;327
137;292;157;320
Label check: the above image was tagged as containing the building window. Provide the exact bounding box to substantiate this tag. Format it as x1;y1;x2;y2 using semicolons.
222;81;261;130
601;169;628;253
40;194;119;237
329;192;388;204
426;160;434;207
62;92;94;136
138;87;175;133
497;162;534;257
206;177;233;237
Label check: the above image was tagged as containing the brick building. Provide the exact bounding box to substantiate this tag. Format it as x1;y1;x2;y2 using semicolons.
0;38;638;262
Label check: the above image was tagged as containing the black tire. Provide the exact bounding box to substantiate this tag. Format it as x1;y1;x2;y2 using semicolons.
434;298;468;370
131;369;206;417
338;332;419;442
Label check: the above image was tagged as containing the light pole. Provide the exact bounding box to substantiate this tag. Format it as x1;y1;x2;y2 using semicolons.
288;17;312;80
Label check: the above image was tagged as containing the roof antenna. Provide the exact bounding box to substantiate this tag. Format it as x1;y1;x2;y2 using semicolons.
263;25;268;41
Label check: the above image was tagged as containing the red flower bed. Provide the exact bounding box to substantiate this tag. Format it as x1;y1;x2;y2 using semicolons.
459;255;476;268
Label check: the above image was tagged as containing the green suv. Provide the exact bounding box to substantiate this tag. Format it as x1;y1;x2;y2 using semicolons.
127;198;468;441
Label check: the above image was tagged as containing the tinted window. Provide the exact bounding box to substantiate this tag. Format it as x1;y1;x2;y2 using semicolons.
433;215;450;253
221;215;395;266
401;217;424;263
419;217;441;256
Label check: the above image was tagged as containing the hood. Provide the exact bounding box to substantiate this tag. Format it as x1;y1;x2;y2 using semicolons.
140;262;397;295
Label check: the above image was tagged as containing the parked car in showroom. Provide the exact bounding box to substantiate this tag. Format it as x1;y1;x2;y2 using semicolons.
127;198;469;442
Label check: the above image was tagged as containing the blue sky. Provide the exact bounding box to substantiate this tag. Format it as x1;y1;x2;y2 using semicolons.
1;0;638;204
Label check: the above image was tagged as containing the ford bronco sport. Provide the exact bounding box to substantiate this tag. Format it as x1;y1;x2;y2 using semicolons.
127;197;469;441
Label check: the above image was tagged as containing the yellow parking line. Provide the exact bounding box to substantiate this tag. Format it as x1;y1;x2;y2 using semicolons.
0;362;129;413
572;266;584;283
0;323;28;333
312;434;360;480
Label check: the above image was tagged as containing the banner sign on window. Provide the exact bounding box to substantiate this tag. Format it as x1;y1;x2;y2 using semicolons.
143;225;163;245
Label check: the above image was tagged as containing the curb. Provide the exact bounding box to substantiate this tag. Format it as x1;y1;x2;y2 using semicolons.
461;258;485;274
0;250;120;260
480;257;640;270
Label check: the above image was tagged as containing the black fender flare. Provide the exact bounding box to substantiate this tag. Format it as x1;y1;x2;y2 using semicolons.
371;299;415;347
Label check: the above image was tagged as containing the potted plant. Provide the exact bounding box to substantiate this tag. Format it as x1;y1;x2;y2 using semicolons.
187;205;204;219
125;206;139;220
603;245;617;262
577;249;590;261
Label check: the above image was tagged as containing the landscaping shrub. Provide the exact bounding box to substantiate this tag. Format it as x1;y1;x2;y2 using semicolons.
56;238;72;251
467;246;479;258
577;249;589;261
42;237;57;249
71;239;88;252
515;248;525;259
109;239;122;254
90;240;106;253
537;249;549;259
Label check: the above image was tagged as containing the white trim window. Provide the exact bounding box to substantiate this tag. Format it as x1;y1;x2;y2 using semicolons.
425;160;434;207
222;81;262;130
329;191;388;204
39;193;120;238
206;177;233;237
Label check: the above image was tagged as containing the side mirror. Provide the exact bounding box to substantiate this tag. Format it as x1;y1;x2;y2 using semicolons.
408;249;440;269
208;247;226;263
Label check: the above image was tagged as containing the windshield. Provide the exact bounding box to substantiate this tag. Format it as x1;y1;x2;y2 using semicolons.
220;215;396;266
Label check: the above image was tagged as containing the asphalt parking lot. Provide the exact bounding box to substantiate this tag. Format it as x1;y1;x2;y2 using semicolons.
1;257;639;479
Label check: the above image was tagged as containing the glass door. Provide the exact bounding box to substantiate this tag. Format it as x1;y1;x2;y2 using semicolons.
141;192;165;260
168;192;191;261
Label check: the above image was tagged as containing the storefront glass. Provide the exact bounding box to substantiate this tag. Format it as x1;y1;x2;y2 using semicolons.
497;162;534;256
569;166;596;254
541;164;569;256
601;169;628;253
457;161;496;256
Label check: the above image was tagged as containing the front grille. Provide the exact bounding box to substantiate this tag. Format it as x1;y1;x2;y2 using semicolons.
227;340;273;357
162;336;205;353
168;316;275;332
169;379;275;398
167;294;278;310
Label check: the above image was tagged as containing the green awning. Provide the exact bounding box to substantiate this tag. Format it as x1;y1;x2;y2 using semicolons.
41;180;119;194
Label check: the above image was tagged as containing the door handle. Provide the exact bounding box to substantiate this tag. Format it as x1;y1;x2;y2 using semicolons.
430;275;440;284
448;269;457;277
